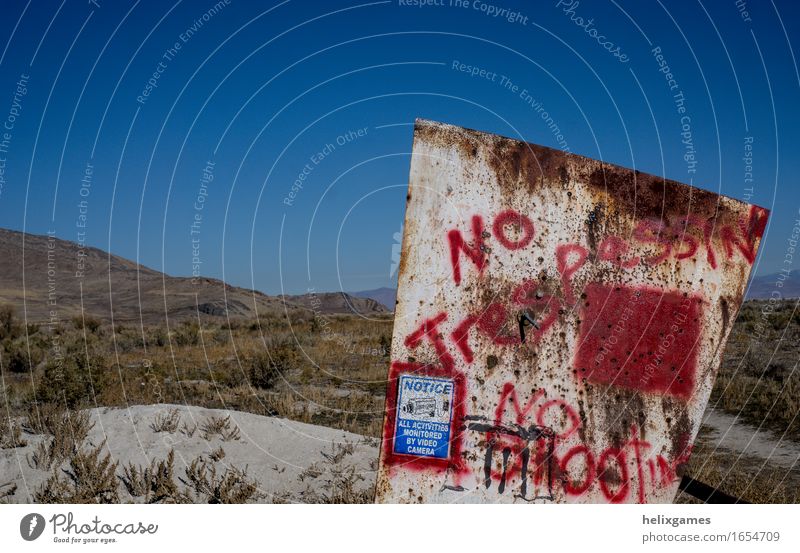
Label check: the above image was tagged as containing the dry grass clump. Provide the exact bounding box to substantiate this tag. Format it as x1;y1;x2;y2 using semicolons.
711;300;800;439
26;407;94;470
150;408;181;433
25;402;93;437
321;441;355;464
3;337;45;373
209;446;225;462
2;303;393;438
676;441;800;504
34;440;119;503
310;465;373;504
72;314;102;334
122;450;263;504
180;421;197;437
291;441;374;504
200;415;241;441
713;373;800;437
181;456;263;504
248;337;300;390
0;480;17;500
0;417;26;448
121;450;187;504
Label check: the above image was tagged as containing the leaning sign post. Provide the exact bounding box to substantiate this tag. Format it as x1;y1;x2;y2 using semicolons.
375;120;768;503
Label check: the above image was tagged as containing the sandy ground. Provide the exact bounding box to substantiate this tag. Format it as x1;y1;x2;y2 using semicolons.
699;407;800;470
1;404;379;503
4;403;798;503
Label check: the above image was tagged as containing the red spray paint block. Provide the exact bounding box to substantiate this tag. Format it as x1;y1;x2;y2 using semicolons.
574;283;702;400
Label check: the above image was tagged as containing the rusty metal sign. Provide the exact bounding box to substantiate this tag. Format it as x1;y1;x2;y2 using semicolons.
375;119;768;503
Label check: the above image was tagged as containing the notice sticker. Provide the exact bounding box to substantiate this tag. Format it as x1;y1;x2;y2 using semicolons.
393;375;454;459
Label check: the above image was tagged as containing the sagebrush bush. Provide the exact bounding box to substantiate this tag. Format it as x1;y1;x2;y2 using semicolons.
0;305;22;341
200;415;241;441
38;349;108;408
26;407;94;470
72;315;102;334
676;441;799;504
248;337;299;389
0;417;26;449
181;456;263;504
146;327;167;348
174;322;200;346
121;450;187;503
34;440;119;504
150;408;181;433
25;403;93;438
2;338;40;373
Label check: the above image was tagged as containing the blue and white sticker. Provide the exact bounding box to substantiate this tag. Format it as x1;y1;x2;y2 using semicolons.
393;375;454;459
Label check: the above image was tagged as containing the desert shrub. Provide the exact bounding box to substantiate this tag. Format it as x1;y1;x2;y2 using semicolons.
320;442;355;464
289;310;313;326
209;358;248;388
676;442;799;504
209;446;225;462
29;438;65;470
225;319;243;332
292;442;373;503
27;408;94;470
0;305;22;341
34;440;119;503
248;353;280;389
310;465;373;503
150;408;181;433
248;338;299;389
0;481;16;500
211;328;230;346
113;328;144;353
38;350;108;408
181;456;263;504
72;315;101;334
741;342;771;374
4;334;47;373
174;321;200;346
121;450;187;503
378;334;391;356
180;421;197;437
0;417;26;449
200;415;241;442
146;326;168;348
25;403;93;438
713;372;800;438
3;338;37;373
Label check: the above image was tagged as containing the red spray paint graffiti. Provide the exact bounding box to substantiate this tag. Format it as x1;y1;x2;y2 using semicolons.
479;384;692;503
377;121;768;505
386;204;762;500
448;215;487;285
573;284;703;400
447;206;768;287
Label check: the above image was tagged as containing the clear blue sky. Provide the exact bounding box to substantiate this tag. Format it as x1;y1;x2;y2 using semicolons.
0;0;798;295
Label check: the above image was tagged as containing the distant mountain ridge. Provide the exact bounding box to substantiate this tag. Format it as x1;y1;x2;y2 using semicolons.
281;291;387;315
349;270;797;308
3;225;785;326
0;228;387;323
745;269;800;299
351;287;397;311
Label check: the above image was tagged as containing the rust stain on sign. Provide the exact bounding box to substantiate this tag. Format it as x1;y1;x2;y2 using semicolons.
375;119;769;504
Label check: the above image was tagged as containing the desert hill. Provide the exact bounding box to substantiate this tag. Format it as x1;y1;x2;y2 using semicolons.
0;228;386;324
